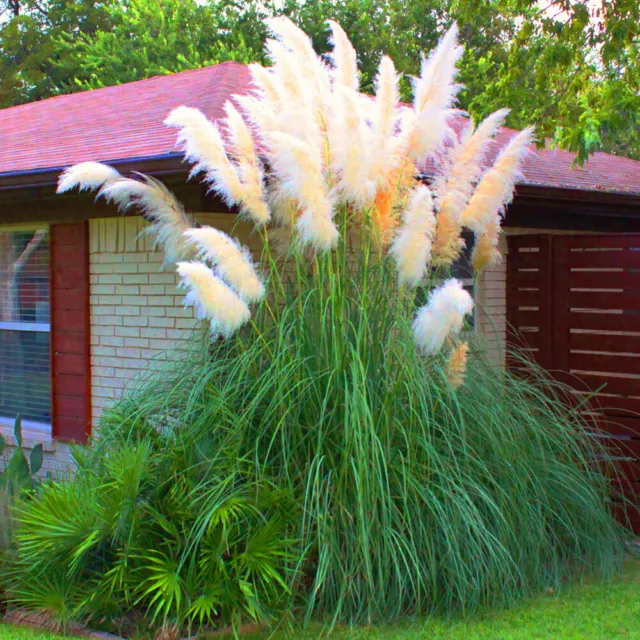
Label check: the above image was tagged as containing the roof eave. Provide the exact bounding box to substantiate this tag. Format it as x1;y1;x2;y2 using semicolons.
0;153;187;192
2;157;640;211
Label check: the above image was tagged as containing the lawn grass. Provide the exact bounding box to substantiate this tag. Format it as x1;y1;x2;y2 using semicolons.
2;558;639;639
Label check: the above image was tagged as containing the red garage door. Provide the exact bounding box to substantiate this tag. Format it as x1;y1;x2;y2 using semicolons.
507;233;640;533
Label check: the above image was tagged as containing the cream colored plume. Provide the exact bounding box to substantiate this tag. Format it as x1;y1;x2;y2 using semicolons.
177;261;251;337
266;16;331;97
413;279;474;355
370;55;402;181
329;86;376;205
57;162;121;194
461;127;534;232
446;341;469;388
401;24;463;163
413;24;463;115
99;176;194;266
328;20;359;90
267;131;338;250
471;216;502;272
223;102;270;225
432;109;509;259
390;185;437;287
164;106;244;203
183;227;265;303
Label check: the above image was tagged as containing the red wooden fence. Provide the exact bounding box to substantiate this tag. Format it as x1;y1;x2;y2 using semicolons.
507;233;640;533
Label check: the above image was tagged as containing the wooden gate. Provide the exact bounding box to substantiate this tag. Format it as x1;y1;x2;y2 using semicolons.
507;234;640;532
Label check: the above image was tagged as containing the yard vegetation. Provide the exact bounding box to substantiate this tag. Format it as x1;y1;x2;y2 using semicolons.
1;559;639;638
0;16;630;640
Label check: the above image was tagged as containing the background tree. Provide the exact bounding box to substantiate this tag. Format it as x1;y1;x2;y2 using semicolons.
1;0;638;163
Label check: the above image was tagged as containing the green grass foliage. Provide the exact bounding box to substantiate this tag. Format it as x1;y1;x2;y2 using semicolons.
6;240;626;633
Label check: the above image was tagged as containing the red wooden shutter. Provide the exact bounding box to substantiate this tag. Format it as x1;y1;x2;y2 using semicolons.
50;222;91;443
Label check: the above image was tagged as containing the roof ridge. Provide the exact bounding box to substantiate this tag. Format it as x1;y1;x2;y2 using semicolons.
0;61;245;115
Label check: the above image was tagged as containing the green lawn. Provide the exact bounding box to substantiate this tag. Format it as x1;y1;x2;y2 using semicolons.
2;559;639;639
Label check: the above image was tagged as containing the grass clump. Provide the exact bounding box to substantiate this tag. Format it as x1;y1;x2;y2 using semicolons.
6;15;627;637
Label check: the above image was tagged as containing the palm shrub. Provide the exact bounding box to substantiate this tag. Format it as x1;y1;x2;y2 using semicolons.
10;16;624;631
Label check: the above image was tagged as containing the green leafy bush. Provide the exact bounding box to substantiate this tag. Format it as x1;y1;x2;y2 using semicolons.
9;427;295;634
0;416;44;495
1;416;44;613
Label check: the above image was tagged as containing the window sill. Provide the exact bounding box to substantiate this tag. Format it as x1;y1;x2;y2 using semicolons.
0;423;56;452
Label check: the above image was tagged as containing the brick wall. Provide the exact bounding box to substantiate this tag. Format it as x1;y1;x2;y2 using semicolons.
89;216;203;423
88;214;258;424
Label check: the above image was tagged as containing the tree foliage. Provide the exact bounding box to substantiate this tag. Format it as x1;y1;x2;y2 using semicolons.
1;0;639;163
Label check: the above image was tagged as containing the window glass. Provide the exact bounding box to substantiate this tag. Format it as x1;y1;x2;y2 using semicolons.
0;229;51;428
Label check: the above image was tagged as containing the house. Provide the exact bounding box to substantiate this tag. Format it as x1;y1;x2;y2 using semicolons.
1;61;640;476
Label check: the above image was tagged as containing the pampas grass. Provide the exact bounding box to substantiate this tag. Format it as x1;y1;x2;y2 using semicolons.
413;279;474;355
183;226;265;303
390;185;436;286
42;18;625;634
461;127;534;233
56;161;121;193
99;175;195;266
176;261;251;336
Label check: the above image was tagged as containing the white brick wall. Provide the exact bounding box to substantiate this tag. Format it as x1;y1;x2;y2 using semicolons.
87;213;259;425
0;433;73;478
89;217;204;424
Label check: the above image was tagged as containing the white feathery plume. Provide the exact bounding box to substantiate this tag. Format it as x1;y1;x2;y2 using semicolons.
390;185;437;287
57;162;121;194
370;55;402;181
265;38;308;104
460;127;534;232
98;176;194;265
412;279;474;355
177;261;251;338
223;102;270;225
164;106;244;204
327;20;359;90
413;24;463;115
246;63;283;117
329;85;376;205
267;131;338;250
266;16;332;100
436;109;510;227
400;23;464;163
259;44;326;165
183;227;265;303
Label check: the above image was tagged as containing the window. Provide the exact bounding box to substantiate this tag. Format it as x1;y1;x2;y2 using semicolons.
0;228;51;431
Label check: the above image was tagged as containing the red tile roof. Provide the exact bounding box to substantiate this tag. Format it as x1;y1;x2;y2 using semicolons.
1;61;640;196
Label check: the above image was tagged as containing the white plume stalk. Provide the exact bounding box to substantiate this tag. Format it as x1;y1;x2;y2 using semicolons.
183;227;265;303
414;24;463;115
164;106;244;203
57;162;121;194
329;86;376;205
390;185;437;287
328;20;359;90
99;176;194;266
461;127;534;232
370;55;402;181
436;109;510;228
413;279;474;355
267;131;338;250
223;102;270;225
401;24;464;163
266;16;331;98
177;261;251;338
